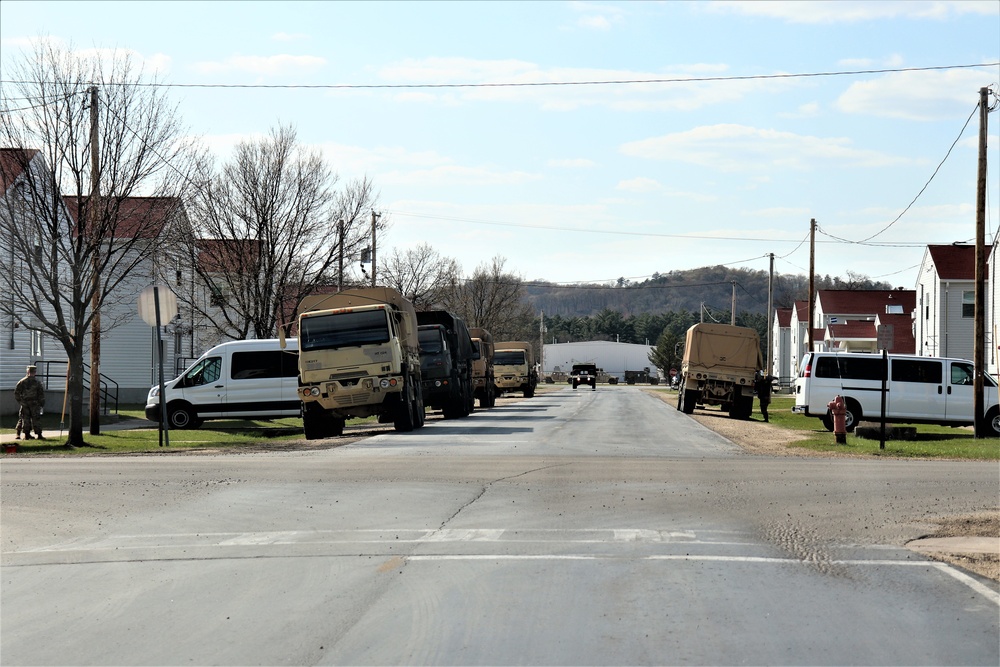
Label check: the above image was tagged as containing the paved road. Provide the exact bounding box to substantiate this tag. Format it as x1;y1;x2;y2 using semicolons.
2;387;998;665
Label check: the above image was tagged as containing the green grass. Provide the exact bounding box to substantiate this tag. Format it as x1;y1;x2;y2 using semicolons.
648;389;1000;460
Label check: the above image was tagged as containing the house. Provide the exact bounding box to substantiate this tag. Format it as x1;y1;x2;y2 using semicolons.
0;148;67;413
914;244;991;362
771;307;793;387
814;289;916;354
788;300;809;379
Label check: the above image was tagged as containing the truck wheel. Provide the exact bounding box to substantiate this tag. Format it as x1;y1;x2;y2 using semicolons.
303;404;343;440
572;380;578;389
394;385;417;432
682;389;698;415
524;385;535;398
732;395;753;420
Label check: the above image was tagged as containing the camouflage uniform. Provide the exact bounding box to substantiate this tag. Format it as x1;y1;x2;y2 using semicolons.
14;366;45;440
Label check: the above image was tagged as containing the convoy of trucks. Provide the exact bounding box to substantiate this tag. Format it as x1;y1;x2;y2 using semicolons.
416;310;476;419
676;322;762;420
469;327;496;408
293;287;425;440
494;341;538;398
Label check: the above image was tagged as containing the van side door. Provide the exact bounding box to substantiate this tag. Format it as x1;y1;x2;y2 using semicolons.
178;355;225;418
944;361;975;423
888;358;945;421
227;349;302;419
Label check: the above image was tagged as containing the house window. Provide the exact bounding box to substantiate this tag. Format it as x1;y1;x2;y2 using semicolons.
962;291;974;318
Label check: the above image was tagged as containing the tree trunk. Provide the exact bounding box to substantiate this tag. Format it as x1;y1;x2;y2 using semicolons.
65;346;86;447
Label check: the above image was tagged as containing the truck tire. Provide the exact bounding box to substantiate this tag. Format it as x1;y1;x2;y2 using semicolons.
681;389;698;415
731;394;753;420
524;385;535;398
394;383;417;432
303;404;344;440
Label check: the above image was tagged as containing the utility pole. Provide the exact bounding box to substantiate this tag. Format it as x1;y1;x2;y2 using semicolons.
88;86;101;436
370;210;378;287
337;219;344;292
730;280;736;325
974;87;989;436
807;218;816;352
539;310;545;379
767;253;774;374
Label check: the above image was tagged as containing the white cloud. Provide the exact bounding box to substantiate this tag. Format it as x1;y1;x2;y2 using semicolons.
548;158;596;168
617;177;661;193
620;124;909;172
192;53;326;76
837;69;993;121
706;1;998;23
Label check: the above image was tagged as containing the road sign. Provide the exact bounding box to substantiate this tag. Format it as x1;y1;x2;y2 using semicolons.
138;285;178;326
877;324;894;351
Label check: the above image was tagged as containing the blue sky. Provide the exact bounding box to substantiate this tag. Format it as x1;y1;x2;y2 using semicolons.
2;1;998;289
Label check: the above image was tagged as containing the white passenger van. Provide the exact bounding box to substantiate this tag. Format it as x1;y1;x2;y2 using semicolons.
792;352;1000;435
145;339;300;429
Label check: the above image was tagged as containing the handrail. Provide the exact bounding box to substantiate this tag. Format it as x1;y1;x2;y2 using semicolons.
37;360;119;416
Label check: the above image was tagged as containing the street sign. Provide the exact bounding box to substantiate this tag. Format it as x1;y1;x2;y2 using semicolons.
877;324;894;351
138;285;178;326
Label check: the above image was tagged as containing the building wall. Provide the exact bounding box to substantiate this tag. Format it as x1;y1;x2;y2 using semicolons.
542;341;658;380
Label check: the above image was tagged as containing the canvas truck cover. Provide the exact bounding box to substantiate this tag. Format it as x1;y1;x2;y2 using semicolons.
298;287;418;345
682;323;762;374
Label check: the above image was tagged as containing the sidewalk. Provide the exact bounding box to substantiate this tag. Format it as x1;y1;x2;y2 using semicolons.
1;418;153;444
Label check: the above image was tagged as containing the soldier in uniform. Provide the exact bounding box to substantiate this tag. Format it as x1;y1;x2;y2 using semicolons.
14;365;45;440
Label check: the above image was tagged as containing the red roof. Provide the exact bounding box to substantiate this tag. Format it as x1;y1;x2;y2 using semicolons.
794;300;808;322
926;244;990;281
828;321;876;339
0;148;39;192
64;196;180;239
196;238;262;273
775;307;792;328
817;289;915;316
876;313;916;354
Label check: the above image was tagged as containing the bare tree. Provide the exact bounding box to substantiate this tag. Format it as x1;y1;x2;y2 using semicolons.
380;242;461;310
443;256;535;340
0;41;196;447
169;124;380;340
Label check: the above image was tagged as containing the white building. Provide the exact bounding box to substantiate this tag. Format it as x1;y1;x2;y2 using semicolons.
542;340;657;381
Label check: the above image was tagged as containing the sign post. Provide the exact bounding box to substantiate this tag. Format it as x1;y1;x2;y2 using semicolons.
139;285;178;447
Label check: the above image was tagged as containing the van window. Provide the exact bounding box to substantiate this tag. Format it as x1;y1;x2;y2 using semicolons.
891;359;942;384
184;357;222;387
815;355;883;381
231;350;299;380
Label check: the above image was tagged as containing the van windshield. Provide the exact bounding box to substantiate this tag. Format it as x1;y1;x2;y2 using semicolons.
300;309;390;351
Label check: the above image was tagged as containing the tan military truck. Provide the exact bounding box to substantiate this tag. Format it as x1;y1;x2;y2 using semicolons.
469;327;496;408
494;341;538;398
676;323;762;420
293;287;425;439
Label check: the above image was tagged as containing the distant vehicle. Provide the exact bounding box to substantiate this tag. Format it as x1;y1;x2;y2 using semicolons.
792;351;1000;434
494;342;538;398
676;323;761;420
417;311;475;418
570;363;598;390
469;327;496;408
145;338;300;429
294;287;424;439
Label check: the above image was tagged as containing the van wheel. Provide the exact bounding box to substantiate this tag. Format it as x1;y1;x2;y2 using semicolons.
986;407;1000;436
167;403;201;429
843;400;862;432
821;413;834;432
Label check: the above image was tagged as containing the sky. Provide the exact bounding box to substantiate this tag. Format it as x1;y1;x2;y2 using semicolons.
2;1;999;290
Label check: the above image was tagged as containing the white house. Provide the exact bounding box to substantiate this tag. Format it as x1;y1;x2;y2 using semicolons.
771;307;792;387
915;244;990;362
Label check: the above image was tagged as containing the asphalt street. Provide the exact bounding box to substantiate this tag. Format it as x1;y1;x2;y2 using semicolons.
2;387;998;665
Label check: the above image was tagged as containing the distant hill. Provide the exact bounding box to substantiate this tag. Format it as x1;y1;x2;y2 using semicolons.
525;266;893;318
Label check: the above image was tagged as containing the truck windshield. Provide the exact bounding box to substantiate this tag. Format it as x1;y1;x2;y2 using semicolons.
418;329;445;355
300;309;390;351
495;351;526;366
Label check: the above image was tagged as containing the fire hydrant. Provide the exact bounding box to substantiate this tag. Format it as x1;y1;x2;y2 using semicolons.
828;395;847;444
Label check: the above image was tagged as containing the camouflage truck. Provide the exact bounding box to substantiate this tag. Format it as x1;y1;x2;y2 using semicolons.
294;287;424;439
417;311;475;419
494;341;538;398
469;327;496;408
570;363;598;390
676;323;762;420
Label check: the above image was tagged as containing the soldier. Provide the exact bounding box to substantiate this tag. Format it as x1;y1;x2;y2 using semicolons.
754;370;775;423
14;365;45;440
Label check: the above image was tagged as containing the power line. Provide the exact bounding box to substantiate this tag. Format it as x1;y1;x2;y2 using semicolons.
2;62;997;91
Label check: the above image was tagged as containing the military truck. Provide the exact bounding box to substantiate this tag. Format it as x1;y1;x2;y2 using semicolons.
676;323;762;420
570;363;598;390
469;327;496;408
293;287;425;439
417;311;475;419
494;341;538;398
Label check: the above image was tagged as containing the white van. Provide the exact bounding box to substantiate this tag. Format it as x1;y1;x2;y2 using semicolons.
792;352;1000;435
145;339;300;429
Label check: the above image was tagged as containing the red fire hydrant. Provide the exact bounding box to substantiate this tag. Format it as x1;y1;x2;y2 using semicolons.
828;395;847;444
